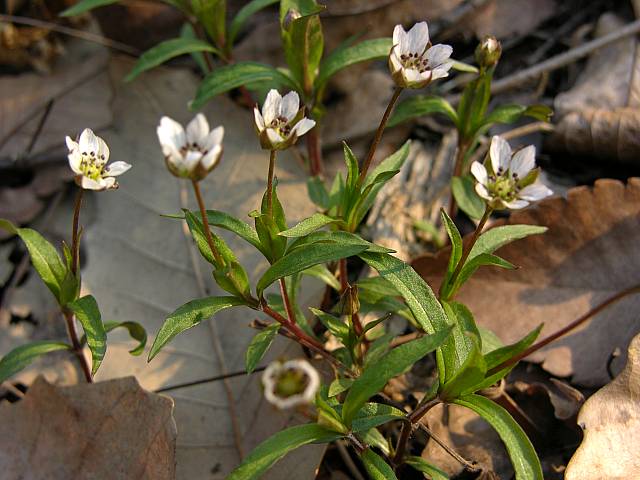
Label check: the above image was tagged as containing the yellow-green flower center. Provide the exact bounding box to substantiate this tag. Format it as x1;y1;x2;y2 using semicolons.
269;116;292;138
273;368;309;398
400;52;429;73
79;152;106;180
487;171;520;202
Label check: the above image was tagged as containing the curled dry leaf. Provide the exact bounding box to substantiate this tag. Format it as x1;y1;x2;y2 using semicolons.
548;14;640;163
413;178;640;386
565;333;640;480
0;376;177;479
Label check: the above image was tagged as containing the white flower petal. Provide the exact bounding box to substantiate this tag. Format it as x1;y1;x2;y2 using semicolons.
392;24;406;52
407;21;429;53
65;136;78;152
253;107;265;131
510;145;536;179
80;176;104;191
201;145;222;170
157;116;186;151
203;125;224;152
102;177;117;190
475;182;492;201
67;151;83;175
504;199;529;209
183;150;203;173
262;89;281;125
431;64;452;80
404;68;427;85
292;118;315;137
389;50;403;73
470;161;488;185
79;128;99;154
266;128;285;145
96;135;110;163
426;44;453;67
186;113;210;145
280;91;300;122
489;135;511;174
105;161;131;177
518;183;553;202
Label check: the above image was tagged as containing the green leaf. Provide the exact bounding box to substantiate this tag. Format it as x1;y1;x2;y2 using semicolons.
441;209;462;284
440;333;486;400
60;0;118;16
257;242;368;296
302;264;340;290
328;378;353;397
102;321;147;356
451;175;485;221
286;230;393;254
479;326;504;355
227;424;341;480
192;62;297;109
0;341;71;383
204;209;264;253
342;327;451;426
246;324;280;373
351;402;405;433
451;60;478;74
453;395;543;479
67;295;107;375
125;38;219;81
310;307;349;340
229;0;279;45
279;213;338;237
149;296;245;360
361;448;398;480
180;23;209;74
389;95;458;127
191;0;225;45
440;300;481;384
481;104;553;129
405;456;450;480
0;219;66;303
361;428;390;456
458;69;493;140
452;253;515;294
316;38;391;89
307;176;330;209
468;225;547;265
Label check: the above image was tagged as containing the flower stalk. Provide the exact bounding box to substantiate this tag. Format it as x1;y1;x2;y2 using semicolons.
191;179;224;266
267;150;277;218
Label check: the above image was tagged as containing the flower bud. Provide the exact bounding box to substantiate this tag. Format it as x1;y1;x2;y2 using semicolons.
283;9;301;31
337;285;360;316
475;35;502;68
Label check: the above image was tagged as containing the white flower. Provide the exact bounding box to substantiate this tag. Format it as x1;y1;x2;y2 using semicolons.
471;136;553;210
262;359;320;410
254;89;315;150
156;113;224;180
66;128;131;191
389;21;453;89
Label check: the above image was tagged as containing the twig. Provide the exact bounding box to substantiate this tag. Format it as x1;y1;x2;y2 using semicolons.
155;367;266;393
25;100;55;157
336;440;366;480
415;422;480;472
0;14;140;55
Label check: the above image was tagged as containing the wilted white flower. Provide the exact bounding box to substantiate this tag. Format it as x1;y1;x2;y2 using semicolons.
471;136;553;210
66;129;131;191
262;359;320;410
253;89;315;150
389;21;453;89
475;35;502;68
157;114;224;180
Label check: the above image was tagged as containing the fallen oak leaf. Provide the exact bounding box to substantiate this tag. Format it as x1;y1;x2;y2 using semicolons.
413;178;640;386
0;376;176;479
565;332;640;480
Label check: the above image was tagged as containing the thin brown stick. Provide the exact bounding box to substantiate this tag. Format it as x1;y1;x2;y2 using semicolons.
488;284;640;375
191;179;223;266
336;440;366;480
266;150;276;218
155;366;266;393
357;87;403;187
307;127;323;176
415;422;480;472
393;399;439;465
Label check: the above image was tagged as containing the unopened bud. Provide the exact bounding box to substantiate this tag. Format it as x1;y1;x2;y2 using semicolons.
283;9;301;31
475;35;502;68
337;285;360;316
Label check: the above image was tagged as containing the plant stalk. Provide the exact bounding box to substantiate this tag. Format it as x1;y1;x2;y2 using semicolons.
307;126;323;176
357;86;403;187
448;138;471;218
191;179;224;266
393;398;440;465
266;150;276;218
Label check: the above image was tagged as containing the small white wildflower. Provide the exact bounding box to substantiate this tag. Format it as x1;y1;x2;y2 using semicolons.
66;128;131;191
389;21;453;89
471;135;553;210
157;113;224;180
262;359;320;410
253;89;315;151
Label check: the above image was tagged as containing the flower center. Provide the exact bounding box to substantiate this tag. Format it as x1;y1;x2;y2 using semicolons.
269;116;292;137
400;52;429;73
273;368;309;398
488;168;520;201
79;151;106;180
180;142;209;157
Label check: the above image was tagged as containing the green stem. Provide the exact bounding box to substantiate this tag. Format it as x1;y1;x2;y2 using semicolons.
448;138;471;219
356;87;403;187
191;179;223;266
266;150;276;218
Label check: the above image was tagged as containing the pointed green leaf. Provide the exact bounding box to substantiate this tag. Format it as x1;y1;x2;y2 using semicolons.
361;448;398;480
453;395;543;479
406;456;449;480
227;424;341;480
246;324;280;373
191;0;225;45
0;341;71;383
307;176;330;209
440;300;481;384
286;230;393;255
67;295;106;375
441;209;462;281
60;0;118;16
389;95;458;127
102;321;147;356
279;213;338;237
229;0;280;45
125;38;220;82
203;209;263;253
469;225;547;262
342;327;452;426
351;402;405;433
328;378;353;397
149;296;245;360
451;175;485;221
302;264;340;290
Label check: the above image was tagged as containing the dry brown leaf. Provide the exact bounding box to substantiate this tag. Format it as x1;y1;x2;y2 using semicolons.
0;376;176;479
413;178;640;386
548;13;640;162
565;332;640;480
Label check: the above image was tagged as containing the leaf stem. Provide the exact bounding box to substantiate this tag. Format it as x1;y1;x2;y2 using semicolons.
488;284;640;375
357;86;403;187
191;179;223;266
279;278;297;325
393;398;440;465
266;149;276;218
440;206;492;298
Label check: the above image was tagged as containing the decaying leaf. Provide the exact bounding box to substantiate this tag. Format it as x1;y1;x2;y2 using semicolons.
414;178;640;386
0;376;176;479
565;333;640;480
548;13;640;162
